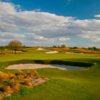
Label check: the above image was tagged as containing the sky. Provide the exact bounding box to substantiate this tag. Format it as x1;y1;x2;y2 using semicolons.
0;0;100;47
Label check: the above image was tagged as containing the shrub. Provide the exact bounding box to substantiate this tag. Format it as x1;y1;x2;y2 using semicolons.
3;80;15;86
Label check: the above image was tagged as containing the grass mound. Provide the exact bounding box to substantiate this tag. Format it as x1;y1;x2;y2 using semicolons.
0;70;49;99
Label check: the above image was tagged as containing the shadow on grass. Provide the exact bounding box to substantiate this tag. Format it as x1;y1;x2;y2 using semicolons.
1;59;93;69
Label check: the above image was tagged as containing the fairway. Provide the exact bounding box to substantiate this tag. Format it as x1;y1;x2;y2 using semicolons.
0;49;99;100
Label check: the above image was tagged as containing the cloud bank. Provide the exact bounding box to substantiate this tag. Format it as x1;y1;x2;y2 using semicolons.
0;2;100;46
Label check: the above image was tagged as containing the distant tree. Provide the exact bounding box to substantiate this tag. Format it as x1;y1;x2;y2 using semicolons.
60;44;66;48
52;45;57;48
72;47;78;49
0;46;5;54
88;47;97;51
92;47;97;50
8;40;23;54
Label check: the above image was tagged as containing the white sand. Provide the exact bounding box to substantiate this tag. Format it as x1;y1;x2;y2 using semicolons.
37;48;45;51
6;64;83;70
46;51;58;54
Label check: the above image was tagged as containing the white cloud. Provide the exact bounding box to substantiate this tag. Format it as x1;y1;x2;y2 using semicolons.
95;14;100;18
59;37;70;41
0;2;100;46
0;2;17;14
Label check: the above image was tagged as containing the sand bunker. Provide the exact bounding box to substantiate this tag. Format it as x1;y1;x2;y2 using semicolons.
46;51;58;54
6;64;83;70
37;48;45;51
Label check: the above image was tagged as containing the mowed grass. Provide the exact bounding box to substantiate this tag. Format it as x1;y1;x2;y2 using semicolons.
0;48;100;100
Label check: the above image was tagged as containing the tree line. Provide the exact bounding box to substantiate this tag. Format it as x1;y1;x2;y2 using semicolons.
0;40;100;54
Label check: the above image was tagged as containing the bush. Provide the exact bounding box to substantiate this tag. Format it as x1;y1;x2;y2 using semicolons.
3;80;15;86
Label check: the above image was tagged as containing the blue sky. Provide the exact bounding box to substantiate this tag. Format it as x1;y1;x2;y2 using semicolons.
0;0;100;47
3;0;100;19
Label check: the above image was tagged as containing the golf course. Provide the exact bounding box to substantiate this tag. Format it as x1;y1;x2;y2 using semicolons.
0;48;99;100
0;1;100;100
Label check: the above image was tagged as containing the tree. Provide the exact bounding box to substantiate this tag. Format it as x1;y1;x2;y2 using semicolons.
52;45;57;48
8;40;23;54
60;44;66;48
0;46;5;54
88;47;97;51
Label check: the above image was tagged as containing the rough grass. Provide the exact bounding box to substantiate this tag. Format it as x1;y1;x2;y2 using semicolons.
0;48;100;100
